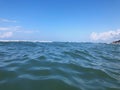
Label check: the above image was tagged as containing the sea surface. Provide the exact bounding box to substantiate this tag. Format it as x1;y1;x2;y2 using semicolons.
0;42;120;90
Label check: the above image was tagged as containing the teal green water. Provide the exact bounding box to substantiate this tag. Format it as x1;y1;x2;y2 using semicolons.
0;42;120;90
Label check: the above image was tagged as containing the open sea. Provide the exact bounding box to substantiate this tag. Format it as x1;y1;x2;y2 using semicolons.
0;42;120;90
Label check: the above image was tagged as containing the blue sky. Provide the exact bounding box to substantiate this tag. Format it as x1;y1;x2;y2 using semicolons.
0;0;120;42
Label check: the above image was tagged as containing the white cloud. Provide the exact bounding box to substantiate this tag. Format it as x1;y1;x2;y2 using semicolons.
90;29;120;42
0;32;13;38
0;18;38;39
0;18;16;23
0;26;21;38
0;27;10;31
0;26;39;39
0;26;21;31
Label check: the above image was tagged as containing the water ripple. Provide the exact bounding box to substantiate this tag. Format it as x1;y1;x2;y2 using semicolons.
0;42;120;90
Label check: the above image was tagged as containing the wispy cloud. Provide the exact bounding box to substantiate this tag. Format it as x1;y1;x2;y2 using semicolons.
0;26;21;31
90;29;120;42
0;27;10;31
0;32;13;38
0;26;39;39
0;18;18;38
0;26;21;38
0;18;16;23
0;18;39;39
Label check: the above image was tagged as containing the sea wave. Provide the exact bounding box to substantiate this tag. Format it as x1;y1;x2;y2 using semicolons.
0;42;120;90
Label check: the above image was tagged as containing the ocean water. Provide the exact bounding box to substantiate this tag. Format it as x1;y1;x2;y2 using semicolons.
0;42;120;90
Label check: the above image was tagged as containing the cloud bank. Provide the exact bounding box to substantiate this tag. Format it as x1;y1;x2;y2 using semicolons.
90;29;120;42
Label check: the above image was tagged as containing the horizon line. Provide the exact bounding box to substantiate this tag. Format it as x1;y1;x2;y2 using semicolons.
0;40;91;42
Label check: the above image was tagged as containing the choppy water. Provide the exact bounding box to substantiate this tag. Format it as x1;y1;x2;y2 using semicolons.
0;42;120;90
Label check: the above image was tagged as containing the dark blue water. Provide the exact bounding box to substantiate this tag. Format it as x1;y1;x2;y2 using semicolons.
0;42;120;90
